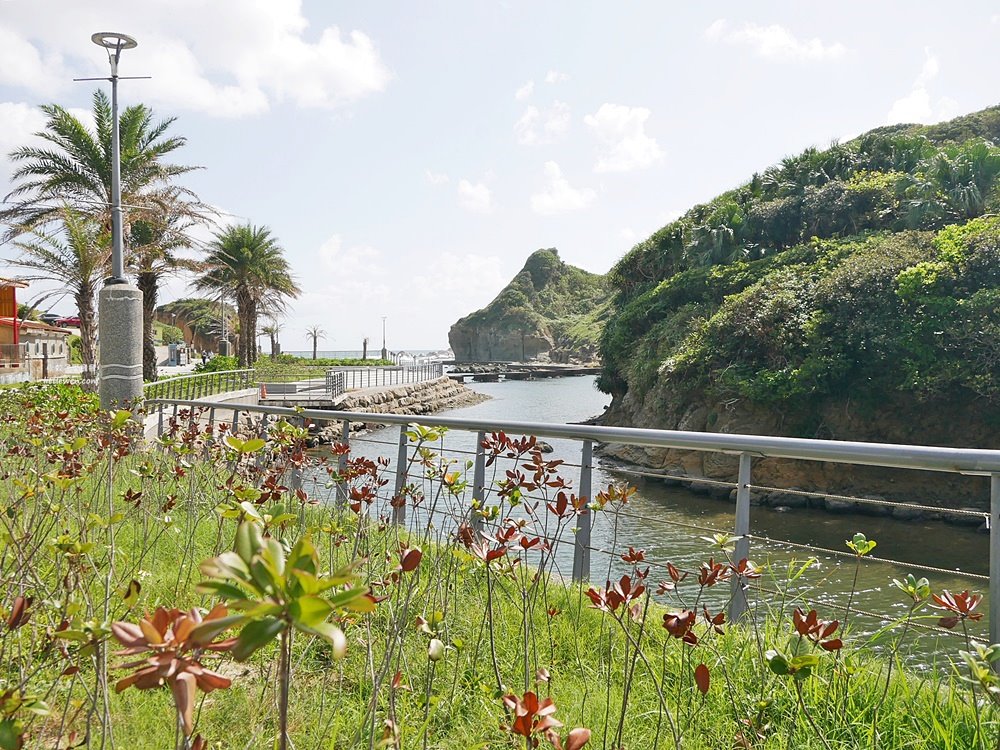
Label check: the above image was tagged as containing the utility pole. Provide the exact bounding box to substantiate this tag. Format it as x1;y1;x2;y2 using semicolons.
381;316;388;361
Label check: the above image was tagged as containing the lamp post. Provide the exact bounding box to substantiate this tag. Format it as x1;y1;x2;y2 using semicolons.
380;316;388;361
90;32;144;408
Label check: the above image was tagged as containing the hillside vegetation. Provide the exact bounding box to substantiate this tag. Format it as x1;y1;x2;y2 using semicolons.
449;248;610;362
597;106;1000;502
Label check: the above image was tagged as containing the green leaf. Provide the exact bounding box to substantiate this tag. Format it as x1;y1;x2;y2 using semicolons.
233;617;285;661
235;522;262;564
765;649;789;676
0;718;21;750
111;409;132;429
789;654;821;671
328;587;374;613
290;595;333;627
189;614;245;645
195;580;249;601
299;621;347;658
241;438;266;454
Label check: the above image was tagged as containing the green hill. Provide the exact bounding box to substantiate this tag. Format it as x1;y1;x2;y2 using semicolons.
449;248;610;362
597;106;1000;507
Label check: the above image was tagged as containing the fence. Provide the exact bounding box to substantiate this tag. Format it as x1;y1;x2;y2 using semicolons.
146;396;1000;645
329;362;444;390
143;369;255;401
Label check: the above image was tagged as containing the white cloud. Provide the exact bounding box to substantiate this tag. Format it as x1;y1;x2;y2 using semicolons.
886;50;959;125
314;234;390;302
457;180;493;213
411;252;505;306
0;2;392;117
0;102;48;185
705;19;847;62
531;161;595;216
425;169;449;186
514;80;534;100
584;103;664;173
620;227;637;242
544;70;569;84
514;101;570;145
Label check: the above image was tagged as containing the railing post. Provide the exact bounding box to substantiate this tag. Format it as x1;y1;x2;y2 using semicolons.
157;402;164;437
572;440;593;583
337;419;350;505
729;452;753;624
991;474;1000;646
393;426;408;526
472;430;486;532
232;408;239;431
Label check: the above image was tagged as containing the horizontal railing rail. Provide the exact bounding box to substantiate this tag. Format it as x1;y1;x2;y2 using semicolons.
143;369;255;401
327;363;444;391
146;396;1000;644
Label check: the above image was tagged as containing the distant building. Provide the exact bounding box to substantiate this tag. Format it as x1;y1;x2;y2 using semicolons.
0;278;27;380
0;318;73;380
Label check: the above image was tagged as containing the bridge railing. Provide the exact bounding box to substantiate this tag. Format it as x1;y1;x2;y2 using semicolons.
143;369;255;401
145;396;1000;645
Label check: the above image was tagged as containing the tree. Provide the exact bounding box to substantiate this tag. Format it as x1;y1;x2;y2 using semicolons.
260;322;282;360
1;90;204;381
130;197;206;380
9;208;109;372
194;225;300;367
305;325;326;360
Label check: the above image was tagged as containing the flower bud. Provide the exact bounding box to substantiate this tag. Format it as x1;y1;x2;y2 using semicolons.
428;638;445;662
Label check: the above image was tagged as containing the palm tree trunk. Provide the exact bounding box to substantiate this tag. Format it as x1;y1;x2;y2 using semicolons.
76;286;98;381
136;271;158;382
312;338;317;360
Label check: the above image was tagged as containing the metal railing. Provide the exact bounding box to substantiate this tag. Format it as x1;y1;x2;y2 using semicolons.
330;362;444;391
0;343;25;369
143;369;255;401
146;397;1000;644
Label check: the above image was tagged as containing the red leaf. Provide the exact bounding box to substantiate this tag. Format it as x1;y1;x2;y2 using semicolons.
400;547;423;572
694;663;710;695
565;727;592;750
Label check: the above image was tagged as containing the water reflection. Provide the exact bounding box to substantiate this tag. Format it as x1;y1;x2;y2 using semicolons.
306;376;990;651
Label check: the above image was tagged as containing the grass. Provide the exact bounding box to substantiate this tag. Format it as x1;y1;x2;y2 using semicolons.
0;383;996;749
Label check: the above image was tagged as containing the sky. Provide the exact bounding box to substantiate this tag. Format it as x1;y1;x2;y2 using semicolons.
1;1;999;351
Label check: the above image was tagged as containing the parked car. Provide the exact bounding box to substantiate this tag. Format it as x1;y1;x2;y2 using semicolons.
54;316;81;328
39;312;61;325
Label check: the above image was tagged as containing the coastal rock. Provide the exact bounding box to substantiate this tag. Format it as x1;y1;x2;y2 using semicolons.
448;248;607;363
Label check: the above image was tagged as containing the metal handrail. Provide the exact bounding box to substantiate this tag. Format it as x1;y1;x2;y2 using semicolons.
143;369;254;401
146;398;1000;475
146;396;1000;643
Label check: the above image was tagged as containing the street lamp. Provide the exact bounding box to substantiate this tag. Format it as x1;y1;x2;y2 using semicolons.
381;316;388;361
87;32;145;408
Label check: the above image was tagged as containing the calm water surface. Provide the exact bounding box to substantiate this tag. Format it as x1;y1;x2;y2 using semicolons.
311;376;989;649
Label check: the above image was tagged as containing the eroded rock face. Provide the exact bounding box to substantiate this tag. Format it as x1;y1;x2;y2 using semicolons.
599;383;993;511
448;326;554;362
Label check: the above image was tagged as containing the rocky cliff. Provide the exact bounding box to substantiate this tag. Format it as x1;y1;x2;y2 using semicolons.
597;106;1000;509
449;249;609;363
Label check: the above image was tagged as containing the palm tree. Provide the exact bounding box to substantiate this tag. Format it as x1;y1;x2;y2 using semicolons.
130;198;205;379
260;322;283;360
305;325;326;360
8;208;109;372
194;225;300;367
1;90;205;380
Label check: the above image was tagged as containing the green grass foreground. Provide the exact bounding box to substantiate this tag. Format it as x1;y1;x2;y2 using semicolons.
0;383;995;749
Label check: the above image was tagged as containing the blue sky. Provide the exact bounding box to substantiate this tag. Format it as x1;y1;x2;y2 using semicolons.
1;1;999;350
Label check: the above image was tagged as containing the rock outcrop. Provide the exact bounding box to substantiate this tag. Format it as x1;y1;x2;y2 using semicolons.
449;249;609;363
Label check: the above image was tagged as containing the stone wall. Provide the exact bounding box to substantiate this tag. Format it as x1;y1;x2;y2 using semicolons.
333;376;488;415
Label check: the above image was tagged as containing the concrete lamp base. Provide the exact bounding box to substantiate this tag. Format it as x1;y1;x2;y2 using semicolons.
98;282;144;409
